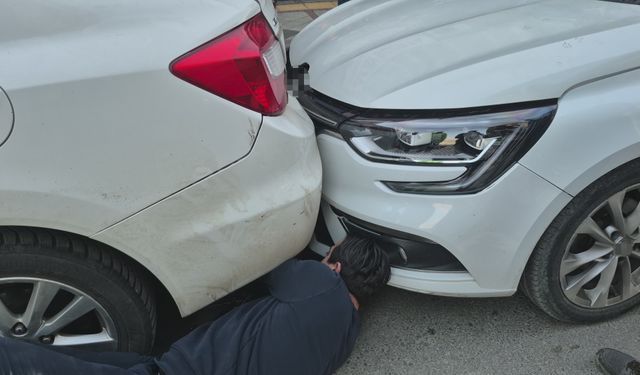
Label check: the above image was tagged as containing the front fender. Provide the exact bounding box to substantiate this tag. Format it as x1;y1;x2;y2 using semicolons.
520;68;640;197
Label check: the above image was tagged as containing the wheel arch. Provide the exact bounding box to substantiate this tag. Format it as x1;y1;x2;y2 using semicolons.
561;143;640;198
0;225;180;318
514;153;640;289
518;157;640;288
519;157;640;321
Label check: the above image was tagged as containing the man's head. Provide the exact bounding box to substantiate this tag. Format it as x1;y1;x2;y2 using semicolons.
322;234;391;302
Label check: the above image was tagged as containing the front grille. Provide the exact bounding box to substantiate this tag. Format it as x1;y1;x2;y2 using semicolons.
331;207;467;272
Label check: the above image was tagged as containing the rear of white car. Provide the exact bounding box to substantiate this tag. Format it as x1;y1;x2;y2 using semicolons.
0;0;320;352
291;0;640;321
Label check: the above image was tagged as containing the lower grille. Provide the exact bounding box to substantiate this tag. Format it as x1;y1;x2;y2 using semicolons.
330;207;467;272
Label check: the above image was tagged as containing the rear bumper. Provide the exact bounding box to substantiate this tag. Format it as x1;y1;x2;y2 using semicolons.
95;99;322;316
312;133;572;297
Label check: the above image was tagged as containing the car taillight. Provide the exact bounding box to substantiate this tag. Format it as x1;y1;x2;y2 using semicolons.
170;14;287;116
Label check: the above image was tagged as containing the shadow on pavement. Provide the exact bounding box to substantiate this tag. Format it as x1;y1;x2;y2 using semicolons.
153;248;322;354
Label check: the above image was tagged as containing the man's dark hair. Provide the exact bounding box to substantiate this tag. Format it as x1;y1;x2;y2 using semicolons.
329;234;391;301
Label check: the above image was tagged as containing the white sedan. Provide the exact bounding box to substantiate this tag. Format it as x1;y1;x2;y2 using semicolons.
0;0;321;352
291;0;640;322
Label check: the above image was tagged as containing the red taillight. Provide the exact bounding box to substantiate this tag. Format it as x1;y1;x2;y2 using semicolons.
170;14;287;116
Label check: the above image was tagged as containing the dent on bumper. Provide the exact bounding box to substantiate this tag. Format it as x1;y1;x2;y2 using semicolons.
316;134;572;297
94;101;322;316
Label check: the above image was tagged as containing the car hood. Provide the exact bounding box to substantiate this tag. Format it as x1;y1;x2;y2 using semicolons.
290;0;640;109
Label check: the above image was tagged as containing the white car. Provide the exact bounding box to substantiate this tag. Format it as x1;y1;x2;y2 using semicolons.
291;0;640;322
0;0;321;352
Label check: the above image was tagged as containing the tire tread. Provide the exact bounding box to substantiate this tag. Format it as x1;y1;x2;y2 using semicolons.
523;158;640;322
0;227;157;347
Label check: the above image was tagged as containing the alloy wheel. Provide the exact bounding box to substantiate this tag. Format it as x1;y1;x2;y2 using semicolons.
0;277;118;350
561;185;640;308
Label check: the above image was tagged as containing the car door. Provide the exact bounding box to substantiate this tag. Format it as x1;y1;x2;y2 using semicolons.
0;87;13;146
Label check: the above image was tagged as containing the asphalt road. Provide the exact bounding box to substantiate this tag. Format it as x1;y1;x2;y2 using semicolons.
156;262;640;375
335;287;640;375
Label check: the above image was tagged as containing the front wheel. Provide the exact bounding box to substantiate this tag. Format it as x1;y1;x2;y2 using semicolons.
523;159;640;322
0;228;156;352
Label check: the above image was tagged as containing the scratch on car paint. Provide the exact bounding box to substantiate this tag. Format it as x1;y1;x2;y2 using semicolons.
206;287;229;302
248;120;259;144
101;192;124;200
92;126;321;317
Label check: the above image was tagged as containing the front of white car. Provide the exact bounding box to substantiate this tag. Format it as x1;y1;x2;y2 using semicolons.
291;0;640;321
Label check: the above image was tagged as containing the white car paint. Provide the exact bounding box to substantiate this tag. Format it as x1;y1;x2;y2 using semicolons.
95;99;321;315
1;0;321;316
314;134;571;296
520;68;640;197
293;0;640;297
256;0;281;35
0;0;263;234
290;0;640;109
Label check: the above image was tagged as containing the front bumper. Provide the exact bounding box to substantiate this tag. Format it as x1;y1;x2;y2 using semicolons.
312;133;571;297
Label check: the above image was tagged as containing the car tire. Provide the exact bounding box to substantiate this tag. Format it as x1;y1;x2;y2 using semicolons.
523;159;640;322
0;228;156;352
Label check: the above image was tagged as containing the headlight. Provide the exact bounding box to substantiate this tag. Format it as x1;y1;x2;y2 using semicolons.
339;102;557;194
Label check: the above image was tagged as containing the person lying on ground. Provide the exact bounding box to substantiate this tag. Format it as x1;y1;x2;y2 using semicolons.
0;234;391;375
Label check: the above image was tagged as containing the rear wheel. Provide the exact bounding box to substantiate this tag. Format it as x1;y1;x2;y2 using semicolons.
523;160;640;322
0;228;156;352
